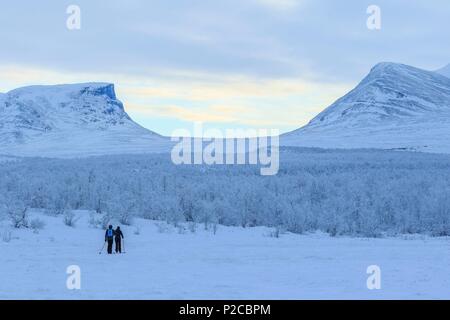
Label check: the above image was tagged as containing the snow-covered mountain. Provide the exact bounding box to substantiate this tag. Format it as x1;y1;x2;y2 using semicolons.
436;64;450;78
3;63;450;157
0;83;170;157
282;62;450;153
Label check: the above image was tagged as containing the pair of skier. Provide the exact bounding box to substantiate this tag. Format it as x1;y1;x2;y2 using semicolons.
104;225;124;254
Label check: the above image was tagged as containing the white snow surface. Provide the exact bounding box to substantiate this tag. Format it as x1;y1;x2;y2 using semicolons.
436;64;450;78
282;62;450;153
0;83;171;157
2;210;450;300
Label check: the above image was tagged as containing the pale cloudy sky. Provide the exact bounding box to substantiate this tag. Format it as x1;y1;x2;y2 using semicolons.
0;0;449;135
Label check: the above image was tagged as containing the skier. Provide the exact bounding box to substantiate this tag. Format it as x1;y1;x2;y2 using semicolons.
105;225;115;254
114;226;124;253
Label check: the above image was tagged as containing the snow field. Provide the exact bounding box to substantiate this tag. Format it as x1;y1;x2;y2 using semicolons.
2;210;450;299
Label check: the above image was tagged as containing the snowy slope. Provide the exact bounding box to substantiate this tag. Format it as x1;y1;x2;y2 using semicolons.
0;83;171;157
282;63;450;153
436;64;450;78
2;210;450;299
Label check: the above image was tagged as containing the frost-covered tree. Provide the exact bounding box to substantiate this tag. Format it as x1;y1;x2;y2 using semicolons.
1;148;450;237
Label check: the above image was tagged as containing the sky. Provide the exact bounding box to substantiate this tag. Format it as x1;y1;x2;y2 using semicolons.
0;0;449;135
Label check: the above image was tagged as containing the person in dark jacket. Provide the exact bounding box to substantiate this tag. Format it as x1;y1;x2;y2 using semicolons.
105;225;114;254
114;226;124;253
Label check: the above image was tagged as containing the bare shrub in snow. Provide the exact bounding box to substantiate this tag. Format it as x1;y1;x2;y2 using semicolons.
88;212;102;229
30;218;46;232
48;195;69;216
106;201;134;226
156;222;172;234
63;211;79;227
1;228;12;243
268;226;285;238
8;205;29;229
188;221;197;233
119;212;133;226
177;224;187;234
100;214;112;230
89;212;112;229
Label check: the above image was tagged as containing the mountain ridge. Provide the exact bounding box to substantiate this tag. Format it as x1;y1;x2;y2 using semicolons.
436;63;450;78
2;61;450;157
0;82;169;157
282;62;450;153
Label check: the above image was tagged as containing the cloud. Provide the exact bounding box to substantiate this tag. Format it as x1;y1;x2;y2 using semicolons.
252;0;304;10
122;77;316;101
0;63;352;134
121;73;352;130
1;1;449;136
119;71;351;121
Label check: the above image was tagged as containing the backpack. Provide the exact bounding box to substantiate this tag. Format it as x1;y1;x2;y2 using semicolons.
107;229;113;237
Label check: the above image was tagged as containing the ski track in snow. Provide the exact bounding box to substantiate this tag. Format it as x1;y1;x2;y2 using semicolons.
1;211;450;299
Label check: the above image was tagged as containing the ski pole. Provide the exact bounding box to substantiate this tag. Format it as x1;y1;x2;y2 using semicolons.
99;241;106;254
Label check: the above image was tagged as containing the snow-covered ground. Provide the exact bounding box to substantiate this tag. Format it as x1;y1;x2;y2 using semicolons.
1;210;450;300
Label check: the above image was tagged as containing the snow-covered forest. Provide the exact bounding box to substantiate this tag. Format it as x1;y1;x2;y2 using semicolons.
1;147;450;237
